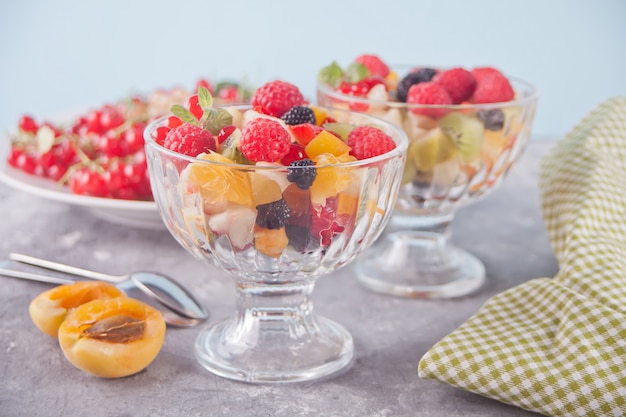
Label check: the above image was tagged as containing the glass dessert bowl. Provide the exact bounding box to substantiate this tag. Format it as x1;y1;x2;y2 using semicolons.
143;81;407;383
317;56;538;298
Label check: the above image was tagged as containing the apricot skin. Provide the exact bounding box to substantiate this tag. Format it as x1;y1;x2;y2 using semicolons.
58;297;166;378
29;281;124;338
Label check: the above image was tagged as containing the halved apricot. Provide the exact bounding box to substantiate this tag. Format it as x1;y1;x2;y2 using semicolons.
58;297;166;378
29;281;124;338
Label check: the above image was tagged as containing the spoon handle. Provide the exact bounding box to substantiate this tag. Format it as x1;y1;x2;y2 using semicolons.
9;253;124;283
0;267;75;285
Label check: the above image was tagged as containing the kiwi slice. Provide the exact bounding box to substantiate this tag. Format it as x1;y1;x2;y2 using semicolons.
408;128;458;172
220;129;252;164
438;112;484;163
323;122;354;141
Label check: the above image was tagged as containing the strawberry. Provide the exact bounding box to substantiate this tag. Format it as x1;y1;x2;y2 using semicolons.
289;123;324;146
347;126;396;160
251;80;305;118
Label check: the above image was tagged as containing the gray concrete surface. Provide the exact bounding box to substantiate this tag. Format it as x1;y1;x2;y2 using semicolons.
0;142;558;417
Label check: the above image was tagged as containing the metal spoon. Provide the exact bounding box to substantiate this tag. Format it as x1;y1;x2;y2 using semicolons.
6;253;208;322
0;266;202;327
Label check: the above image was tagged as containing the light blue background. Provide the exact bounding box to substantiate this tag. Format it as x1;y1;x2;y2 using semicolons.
1;0;625;139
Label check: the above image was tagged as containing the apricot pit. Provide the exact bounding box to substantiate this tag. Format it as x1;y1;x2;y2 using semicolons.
58;297;166;378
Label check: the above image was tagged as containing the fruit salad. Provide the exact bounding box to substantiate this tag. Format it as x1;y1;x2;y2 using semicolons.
317;54;537;210
145;80;406;261
6;79;253;201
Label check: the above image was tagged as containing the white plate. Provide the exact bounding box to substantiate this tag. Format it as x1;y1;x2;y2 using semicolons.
0;140;165;230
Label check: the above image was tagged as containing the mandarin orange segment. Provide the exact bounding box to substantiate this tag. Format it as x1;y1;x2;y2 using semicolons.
304;131;351;159
29;281;124;338
254;225;289;258
58;297;166;378
249;171;283;206
187;152;253;208
309;153;356;205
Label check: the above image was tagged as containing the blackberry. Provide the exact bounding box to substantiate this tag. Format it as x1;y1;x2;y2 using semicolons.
287;158;317;190
281;106;316;125
256;198;290;229
285;224;313;253
477;109;505;131
396;68;437;102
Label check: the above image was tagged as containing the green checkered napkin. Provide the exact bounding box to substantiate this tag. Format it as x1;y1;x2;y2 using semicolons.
418;97;626;417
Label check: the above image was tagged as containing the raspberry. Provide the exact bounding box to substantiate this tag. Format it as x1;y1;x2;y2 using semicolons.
287;158;317;190
281;106;316;125
240;117;291;162
256;198;291;229
406;82;453;118
472;73;515;104
354;54;390;78
434;67;476;104
163;123;216;157
396;68;437;102
471;67;505;82
347;126;396;160
251;80;305;117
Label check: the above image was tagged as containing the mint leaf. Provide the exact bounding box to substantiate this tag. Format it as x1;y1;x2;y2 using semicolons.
197;85;213;110
170;104;199;125
317;61;344;88
345;62;369;83
202;108;233;135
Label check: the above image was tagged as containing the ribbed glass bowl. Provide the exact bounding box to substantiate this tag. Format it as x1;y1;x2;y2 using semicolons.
144;106;407;383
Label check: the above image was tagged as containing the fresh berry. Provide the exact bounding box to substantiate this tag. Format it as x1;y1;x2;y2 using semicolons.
196;78;214;94
287;158;317;190
406;82;453;118
186;94;203;120
18;115;39;133
251;80;305;117
256;198;291;229
281;143;306;166
289;123;324;146
153;126;171;146
471;67;506;82
354;54;390;78
396;68;437;102
217;125;237;145
338;77;385;96
310;198;344;247
434;67;476;104
472;73;515;104
166;116;183;128
240;117;291;162
163;123;216;157
347;126;396;160
281;106;316;125
477;109;506;130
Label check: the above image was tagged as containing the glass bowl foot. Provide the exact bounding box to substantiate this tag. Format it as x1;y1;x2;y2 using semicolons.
355;231;485;298
194;315;354;383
